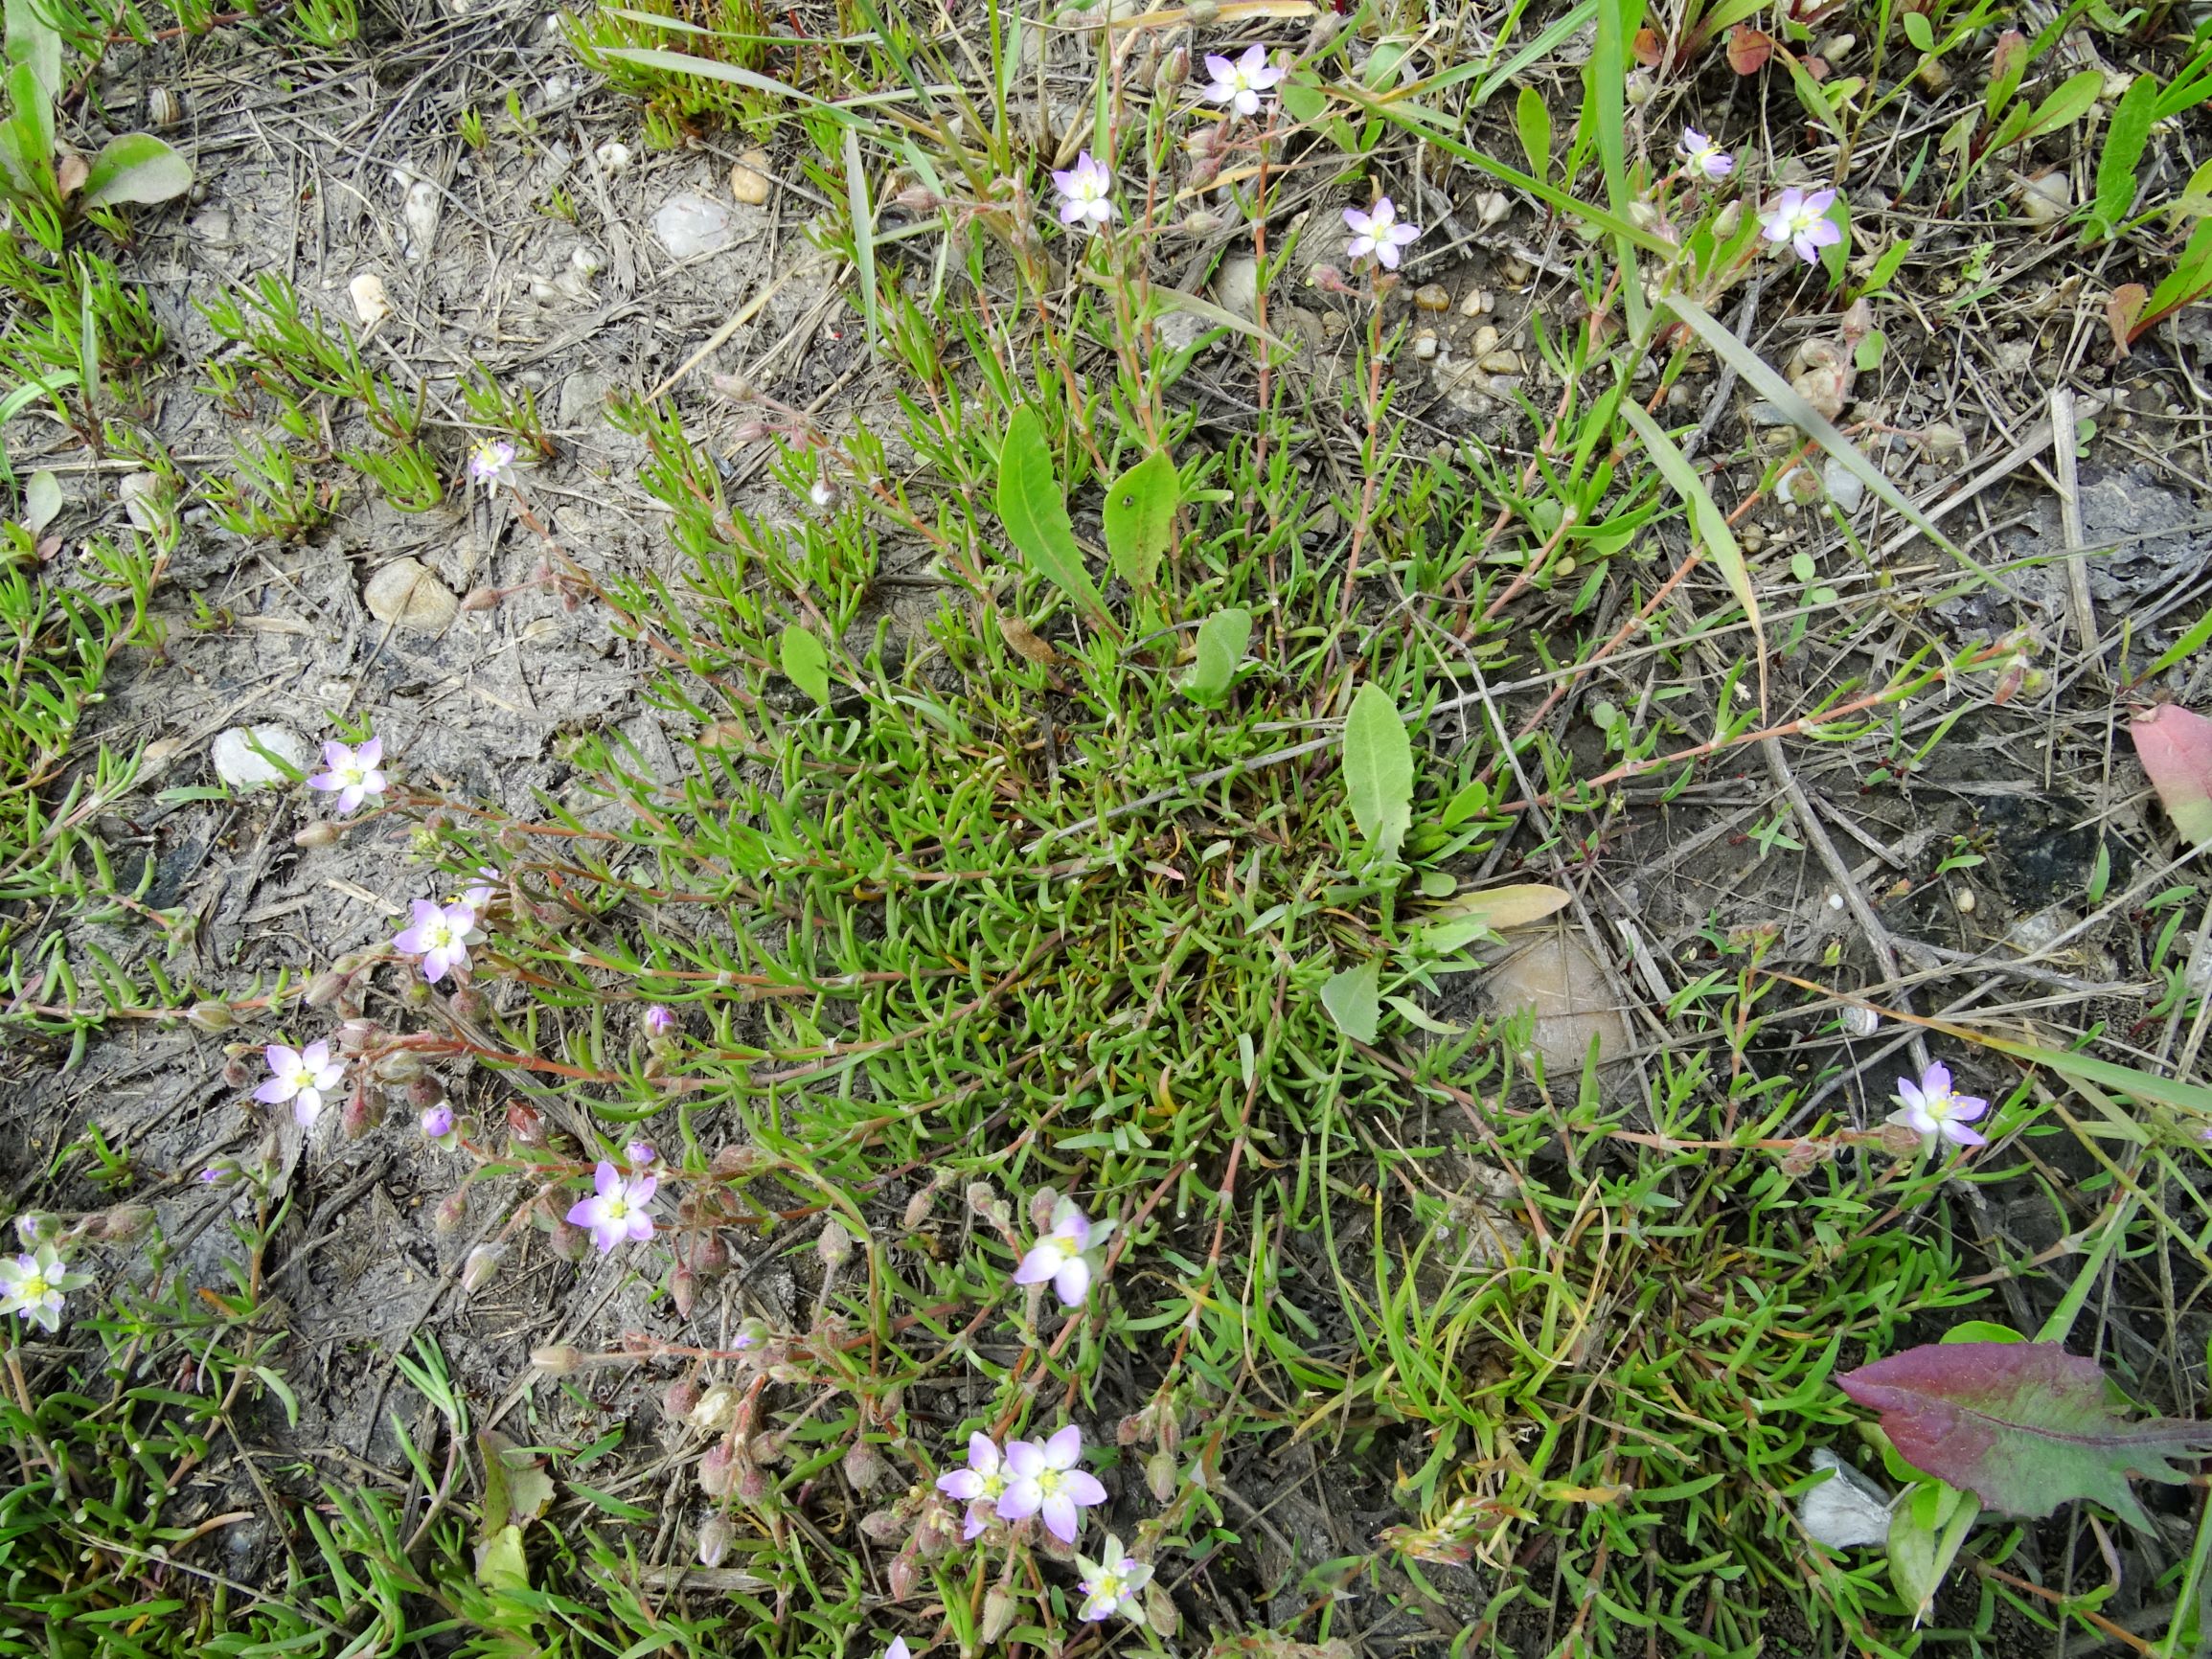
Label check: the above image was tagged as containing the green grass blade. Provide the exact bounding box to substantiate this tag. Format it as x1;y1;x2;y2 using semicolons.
842;125;878;356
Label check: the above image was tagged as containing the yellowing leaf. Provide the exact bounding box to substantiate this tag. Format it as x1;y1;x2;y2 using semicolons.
1424;882;1574;932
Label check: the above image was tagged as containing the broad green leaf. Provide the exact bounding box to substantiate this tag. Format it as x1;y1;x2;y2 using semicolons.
1424;882;1573;931
1103;449;1176;588
993;407;1108;625
22;466;57;531
1319;959;1380;1043
1341;681;1412;863
1515;85;1552;185
1984;32;2028;125
779;625;832;707
2019;68;2104;143
1617;398;1766;708
1839;1342;2212;1530
474;1524;530;1594
1902;10;1933;51
80;132;193;209
1886;1480;1979;1621
4;0;58;106
8;59;50;193
2089;73;2157;239
1186;604;1250;703
2142;217;2212;323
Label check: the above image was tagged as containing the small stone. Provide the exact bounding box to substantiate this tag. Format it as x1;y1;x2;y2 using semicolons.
1499;255;1531;286
729;148;773;206
594;140;632;174
1459;286;1491;317
212;725;311;791
1412;330;1438;360
1215;255;1260;319
1479;349;1522;374
1472;324;1499;356
117;472;163;534
349;272;392;327
1413;283;1450;313
653;192;735;260
1821;457;1865;512
1473;191;1510;229
2018;170;2070;226
400;179;439;261
364;557;460;634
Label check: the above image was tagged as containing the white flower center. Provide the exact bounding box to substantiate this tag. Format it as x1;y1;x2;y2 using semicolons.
424;919;454;949
604;1195;629;1220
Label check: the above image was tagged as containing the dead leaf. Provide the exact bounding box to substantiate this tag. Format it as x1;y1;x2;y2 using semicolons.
56;149;88;198
1425;882;1574;931
365;557;460;633
2108;284;2146;354
1727;25;1773;74
998;612;1061;666
1632;26;1663;65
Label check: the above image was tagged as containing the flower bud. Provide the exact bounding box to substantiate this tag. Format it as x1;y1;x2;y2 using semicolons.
885;1544;919;1602
697;1513;731;1567
335;1017;378;1054
901;1184;936;1232
736;1462;771;1504
662;1378;701;1421
532;1344;583;1374
399;977;431;1009
550;1218;589;1261
817;1218;853;1271
95;1204;154;1241
433;1188;468;1233
915;1496;959;1555
341;1086;378;1140
461;585;500;612
448;987;488;1021
407;1075;447;1108
982;1588;1019;1645
1713;201;1743;239
711;1143;765;1178
1116;1407;1153;1446
462;1243;505;1292
507;1102;545;1145
1146;1447;1178;1503
698;1442;735;1496
11;1213;57;1246
749;1429;785;1466
293;820;344;850
184;1000;234;1033
842;1439;888;1491
303;969;348;1007
858;1507;907;1545
1157;43;1188;88
372;1050;425;1083
671;1264;698;1318
222;1055;255;1089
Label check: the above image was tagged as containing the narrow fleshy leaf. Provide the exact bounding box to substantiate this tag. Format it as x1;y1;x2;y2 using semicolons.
1341;681;1412;863
1838;1341;2212;1528
2130;703;2212;848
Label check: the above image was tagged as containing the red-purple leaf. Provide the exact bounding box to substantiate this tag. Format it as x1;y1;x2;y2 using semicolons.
2131;704;2212;849
1838;1343;2212;1528
1726;25;1772;74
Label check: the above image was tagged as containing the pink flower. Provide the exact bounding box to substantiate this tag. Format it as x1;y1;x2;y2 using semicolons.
393;898;475;984
307;738;386;813
1076;1534;1152;1623
421;1103;455;1140
1677;127;1734;183
1051;151;1116;228
468;439;516;492
995;1423;1106;1544
624;1140;658;1170
1343;196;1420;270
1202;44;1282;116
935;1432;1010;1539
883;1642;910;1659
1761;186;1841;264
1893;1063;1989;1148
1013;1197;1103;1307
644;1004;676;1037
566;1160;657;1252
460;865;500;912
255;1039;345;1127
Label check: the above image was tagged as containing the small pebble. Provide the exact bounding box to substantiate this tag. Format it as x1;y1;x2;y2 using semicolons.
730;148;774;206
1479;349;1521;374
653;193;735;259
1413;284;1451;313
349;272;392;327
212;726;310;791
1954;888;1976;914
1412;330;1437;360
1472;324;1499;356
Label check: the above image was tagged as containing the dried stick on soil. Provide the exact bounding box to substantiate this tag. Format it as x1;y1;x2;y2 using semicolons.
1760;736;1931;1082
2048;386;2103;684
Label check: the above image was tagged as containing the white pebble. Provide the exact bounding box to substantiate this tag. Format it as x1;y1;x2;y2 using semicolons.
212;726;311;790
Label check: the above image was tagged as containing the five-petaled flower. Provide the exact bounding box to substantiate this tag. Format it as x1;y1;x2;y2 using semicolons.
467;439;516;492
421;1103;455;1140
644;1005;677;1038
256;1039;346;1127
308;738;386;813
393;898;475;985
460;865;500;912
1343;196;1421;270
1893;1062;1989;1148
567;1160;658;1253
0;1242;90;1333
1076;1534;1153;1624
935;1432;1011;1540
1202;44;1282;117
996;1423;1107;1544
1761;186;1841;264
1052;151;1117;229
1678;127;1734;183
1014;1197;1102;1307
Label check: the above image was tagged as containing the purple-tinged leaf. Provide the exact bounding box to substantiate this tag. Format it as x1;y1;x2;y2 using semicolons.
1838;1342;2212;1529
2132;704;2212;848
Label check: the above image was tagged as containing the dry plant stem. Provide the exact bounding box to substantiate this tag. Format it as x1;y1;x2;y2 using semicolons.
1760;735;1931;1077
2048;386;2103;683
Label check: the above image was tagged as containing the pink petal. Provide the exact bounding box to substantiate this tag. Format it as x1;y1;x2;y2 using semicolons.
1061;1468;1107;1507
253;1078;295;1104
1945;1121;1988;1148
359;738;381;765
1042;1423;1083;1468
1040;1491;1079;1544
961;1503;991;1539
1342;207;1369;232
968;1432;999;1472
1054;1258;1092;1306
937;1469;984;1501
1950;1093;1990;1123
1204;53;1233;79
594;1161;623;1197
1003;1440;1045;1480
995;1480;1041;1521
567;1196;603;1229
631;1174;658;1205
265;1044;300;1072
1013;1243;1059;1285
